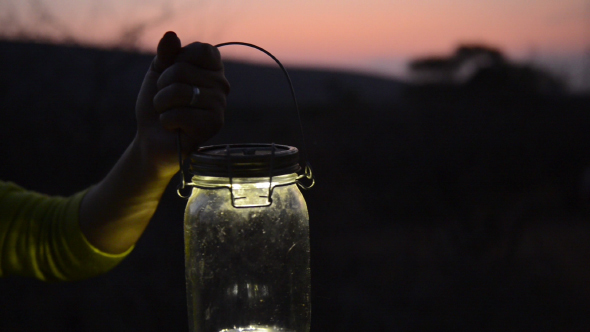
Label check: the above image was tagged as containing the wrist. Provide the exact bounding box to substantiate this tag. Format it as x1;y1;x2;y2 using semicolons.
132;131;179;181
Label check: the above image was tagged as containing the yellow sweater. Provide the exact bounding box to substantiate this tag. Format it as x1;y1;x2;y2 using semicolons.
0;181;132;281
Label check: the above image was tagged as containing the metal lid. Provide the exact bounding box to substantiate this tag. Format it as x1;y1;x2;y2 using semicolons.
189;143;301;177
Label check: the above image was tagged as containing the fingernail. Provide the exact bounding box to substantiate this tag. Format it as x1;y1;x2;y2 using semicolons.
163;31;177;39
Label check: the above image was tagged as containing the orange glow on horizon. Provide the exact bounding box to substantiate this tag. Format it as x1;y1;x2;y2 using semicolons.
133;0;588;66
2;0;588;79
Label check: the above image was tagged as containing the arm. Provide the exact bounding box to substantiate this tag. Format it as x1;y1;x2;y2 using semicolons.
79;32;230;254
0;181;128;281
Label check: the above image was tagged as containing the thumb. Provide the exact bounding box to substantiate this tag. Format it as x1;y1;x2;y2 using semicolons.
151;31;182;73
136;32;181;124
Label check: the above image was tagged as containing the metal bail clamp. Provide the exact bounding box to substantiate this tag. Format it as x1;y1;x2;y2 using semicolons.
297;161;315;190
226;143;276;208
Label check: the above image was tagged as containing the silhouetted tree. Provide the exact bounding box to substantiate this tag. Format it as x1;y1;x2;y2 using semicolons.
409;44;565;94
410;44;506;84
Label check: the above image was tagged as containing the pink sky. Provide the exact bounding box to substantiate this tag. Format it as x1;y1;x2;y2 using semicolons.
2;0;589;84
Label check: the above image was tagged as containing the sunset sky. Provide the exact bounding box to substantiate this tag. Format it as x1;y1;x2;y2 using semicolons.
2;0;589;87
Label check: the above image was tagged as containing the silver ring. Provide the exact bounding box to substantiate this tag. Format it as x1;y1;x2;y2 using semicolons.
189;86;200;107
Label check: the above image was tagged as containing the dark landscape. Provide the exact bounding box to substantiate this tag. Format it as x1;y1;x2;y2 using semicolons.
1;40;590;331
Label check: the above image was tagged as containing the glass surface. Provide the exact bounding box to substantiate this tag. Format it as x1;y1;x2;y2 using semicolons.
184;174;310;332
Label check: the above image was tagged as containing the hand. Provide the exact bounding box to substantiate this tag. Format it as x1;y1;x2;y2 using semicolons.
80;32;230;254
135;31;230;176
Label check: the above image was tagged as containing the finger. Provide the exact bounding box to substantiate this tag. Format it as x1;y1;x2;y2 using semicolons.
159;107;224;141
157;62;230;93
153;83;226;114
175;42;223;71
151;31;182;73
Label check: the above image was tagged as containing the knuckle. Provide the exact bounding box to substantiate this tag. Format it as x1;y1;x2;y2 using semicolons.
219;76;231;94
204;43;220;59
153;94;164;112
157;63;186;89
201;91;225;111
178;42;203;59
209;74;230;93
166;64;183;79
153;91;170;113
157;69;171;90
179;42;222;70
154;84;189;113
169;82;186;93
158;110;176;130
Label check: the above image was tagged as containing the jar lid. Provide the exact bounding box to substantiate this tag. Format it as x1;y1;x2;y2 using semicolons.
189;143;301;177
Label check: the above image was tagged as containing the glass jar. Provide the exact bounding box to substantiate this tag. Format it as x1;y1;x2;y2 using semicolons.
184;144;311;332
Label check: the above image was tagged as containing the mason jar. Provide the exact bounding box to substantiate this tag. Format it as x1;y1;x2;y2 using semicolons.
184;144;311;332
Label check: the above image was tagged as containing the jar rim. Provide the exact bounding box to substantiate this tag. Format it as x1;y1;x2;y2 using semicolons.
189;144;301;178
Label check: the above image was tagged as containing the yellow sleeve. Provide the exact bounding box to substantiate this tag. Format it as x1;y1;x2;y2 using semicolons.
0;181;133;282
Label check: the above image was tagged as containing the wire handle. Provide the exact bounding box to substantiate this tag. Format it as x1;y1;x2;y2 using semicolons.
176;42;315;198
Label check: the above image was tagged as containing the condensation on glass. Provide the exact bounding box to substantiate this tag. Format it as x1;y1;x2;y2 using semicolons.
184;144;311;332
